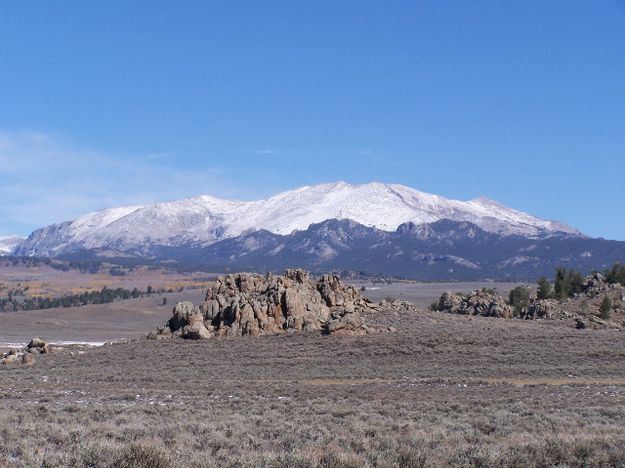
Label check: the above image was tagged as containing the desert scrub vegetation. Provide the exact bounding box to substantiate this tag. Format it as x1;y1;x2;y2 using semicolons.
2;380;625;467
2;308;625;467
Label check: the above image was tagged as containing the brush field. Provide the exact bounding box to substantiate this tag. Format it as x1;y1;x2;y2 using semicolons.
2;305;625;467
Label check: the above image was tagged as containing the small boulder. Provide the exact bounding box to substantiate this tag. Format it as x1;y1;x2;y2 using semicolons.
21;353;35;366
27;337;47;349
1;354;19;365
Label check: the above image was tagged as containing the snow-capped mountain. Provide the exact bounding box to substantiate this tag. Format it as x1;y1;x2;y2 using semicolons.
0;235;25;255
15;181;581;257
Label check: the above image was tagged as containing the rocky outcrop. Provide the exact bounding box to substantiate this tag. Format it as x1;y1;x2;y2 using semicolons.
520;299;559;320
436;290;513;318
1;337;55;366
379;298;419;313
433;279;625;329
583;272;607;297
153;269;376;340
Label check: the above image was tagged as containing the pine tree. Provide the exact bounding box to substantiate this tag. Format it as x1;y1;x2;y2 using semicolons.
554;267;568;299
606;263;625;285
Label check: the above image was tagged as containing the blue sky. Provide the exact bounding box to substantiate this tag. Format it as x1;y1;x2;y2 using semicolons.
1;1;624;239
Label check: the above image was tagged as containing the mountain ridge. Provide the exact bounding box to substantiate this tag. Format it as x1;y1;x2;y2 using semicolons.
15;181;582;258
0;236;25;256
40;219;625;281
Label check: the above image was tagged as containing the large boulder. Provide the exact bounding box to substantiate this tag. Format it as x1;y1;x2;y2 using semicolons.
27;337;47;349
583;272;607;297
181;313;212;340
155;270;375;339
168;301;201;331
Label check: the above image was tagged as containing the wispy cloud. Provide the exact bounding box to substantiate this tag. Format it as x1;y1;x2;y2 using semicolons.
248;148;302;156
0;130;229;235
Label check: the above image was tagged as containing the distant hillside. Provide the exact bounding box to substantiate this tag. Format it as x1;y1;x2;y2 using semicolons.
51;219;625;281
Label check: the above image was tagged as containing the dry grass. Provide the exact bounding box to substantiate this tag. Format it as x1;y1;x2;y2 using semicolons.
0;263;216;298
2;308;625;467
0;289;206;348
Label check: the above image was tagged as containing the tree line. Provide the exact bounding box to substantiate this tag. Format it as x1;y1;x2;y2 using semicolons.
0;285;166;313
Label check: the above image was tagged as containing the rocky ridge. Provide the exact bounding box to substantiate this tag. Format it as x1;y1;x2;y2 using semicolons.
151;269;379;339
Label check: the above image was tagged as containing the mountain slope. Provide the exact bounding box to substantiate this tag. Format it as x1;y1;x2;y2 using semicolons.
0;236;25;256
15;182;581;257
170;219;625;280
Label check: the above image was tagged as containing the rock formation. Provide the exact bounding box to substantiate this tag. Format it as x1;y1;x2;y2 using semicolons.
434;274;625;329
520;299;559;320
436;290;514;318
153;269;376;339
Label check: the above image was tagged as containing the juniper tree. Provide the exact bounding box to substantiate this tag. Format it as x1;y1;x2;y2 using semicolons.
509;286;530;316
600;295;612;320
537;277;552;300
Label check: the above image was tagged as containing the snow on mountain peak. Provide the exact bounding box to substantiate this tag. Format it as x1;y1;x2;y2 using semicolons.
0;235;25;255
15;182;582;257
